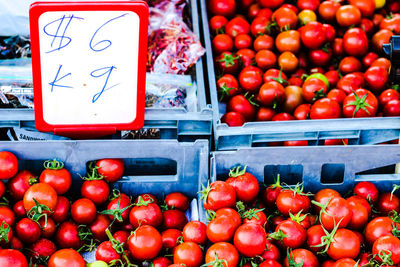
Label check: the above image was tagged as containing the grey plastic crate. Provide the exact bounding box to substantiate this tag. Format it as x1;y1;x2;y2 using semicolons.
0;0;212;142
199;0;400;150
0;139;209;223
211;145;400;194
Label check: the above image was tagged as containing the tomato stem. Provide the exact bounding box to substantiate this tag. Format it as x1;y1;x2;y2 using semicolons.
0;222;10;243
43;158;64;170
229;165;247;178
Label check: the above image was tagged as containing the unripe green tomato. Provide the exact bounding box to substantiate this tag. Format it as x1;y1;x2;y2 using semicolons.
87;261;108;267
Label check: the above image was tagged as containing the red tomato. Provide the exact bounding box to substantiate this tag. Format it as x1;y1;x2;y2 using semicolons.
294;104;311;120
225;17;250;38
380;14;400;34
262;242;281;261
161;229;182;249
128;225;162;261
336;5;362;27
183;221;207;245
364;66;389;95
209;15;228;34
306;225;326;253
332;258;357;267
276;189;311;216
96;158;124;183
276;30;301;54
302;77;328;103
201;181;236;211
263;69;288;85
239;66;263;93
309;48;332;67
384;99;400;117
333;38;344;56
365;217;399;245
343;28;368;57
338;57;362;74
90;214;111;242
227;95;256;121
259;81;286;107
96;241;120;264
363;52;379;68
209;0;236;17
207;214;238;242
272;113;295;121
0;249;28;267
215;52;240;74
347;195;371;217
39;217;56;238
234;223;267;257
273;220;307;248
221;112;246;126
360;18;375;36
371;57;392;71
284;140;308;146
256;107;276;121
205;242;239;267
348;0;375;17
327;89;347;105
377;192;400;216
8;170;36;201
255;50;277;70
236;48;256;68
319;197;352;231
29;238;56;262
310;98;341;119
372;235;400;264
165;192;189;212
250;16;271;36
273;7;298;29
226;166;259;203
55;221;82;249
342;89;378;118
152;257;172;267
162;209;188;230
71;198;96;224
372;29;394;53
51;196;70;223
297;0;320;11
173;242;203;267
48;249;85;267
347;201;368;230
81;179;109;206
283;249;319;267
301;21;326;49
0;151;18;180
39;159;71;195
234;34;252;49
23;183;58;213
253;35;274;51
129;202;162;229
258;0;284;9
105;194;131;223
0;221;13;247
337;73;365;95
327;229;360;260
318;0;340;21
13;201;26;219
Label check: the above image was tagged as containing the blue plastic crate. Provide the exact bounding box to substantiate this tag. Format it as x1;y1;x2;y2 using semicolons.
0;139;209;223
199;0;400;150
211;145;400;194
0;0;212;141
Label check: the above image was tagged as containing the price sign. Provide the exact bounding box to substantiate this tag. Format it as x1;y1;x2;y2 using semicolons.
29;1;148;138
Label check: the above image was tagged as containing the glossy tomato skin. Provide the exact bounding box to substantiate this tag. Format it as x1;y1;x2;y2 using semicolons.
373;235;400;264
225;17;250;38
90;214;111;242
276;190;311;216
0;205;16;226
327;89;347;105
162;209;188;230
152;257;172;267
274;220;307;248
96;241;120;263
336;5;362;27
129;203;163;229
165;193;189;212
306;225;325;253
347;195;371;218
283;85;303;113
0;151;18;180
327;229;360;260
23;183;58;213
258;81;286;107
202;181;236;211
235;33;252;49
81;180;109;206
161;229;182;249
384;99;400;116
365;216;399;245
51;196;70;223
55;221;82;249
338;57;362;74
342;89;378;118
301;21;326;49
228;95;256;121
294;104;312;120
258;0;284;9
377;192;400;216
209;0;236;17
310;98;341;119
0;249;28;267
173;242;203;267
309;48;332;67
262;242;281;261
372;29;393;53
238;66;263;93
8;170;36;201
129;225;162;261
209;15;228;34
363;52;379;68
234;223;267;257
71;198;97;224
283;249;318;267
320;197;352;231
205;242;239;267
48;249;85;267
318;0;340;21
106;194;131;223
354;181;379;203
221;112;246;126
226;171;259;203
364;66;389;94
379;89;400;107
256;107;276;121
216;52;240;75
332;258;357;267
13;201;26;219
0;222;13;247
255;50;277;70
183;221;207;245
349;0;375;17
39;217;56;238
39;167;71;195
96;159;124;183
276;30;301;54
343;28;368;57
302;78;328;103
254;35;274;51
347;200;368;230
207;215;238;243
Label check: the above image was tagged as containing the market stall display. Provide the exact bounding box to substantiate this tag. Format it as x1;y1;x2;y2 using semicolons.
201;0;400;150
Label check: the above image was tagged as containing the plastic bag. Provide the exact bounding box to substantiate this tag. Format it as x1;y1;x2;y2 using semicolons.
147;0;205;74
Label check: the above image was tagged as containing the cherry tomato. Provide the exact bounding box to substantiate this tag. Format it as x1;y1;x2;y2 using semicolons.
297;0;320;11
337;73;365;95
364;66;389;94
238;66;263;93
215;52;240;74
380;14;400;34
283;249;318;267
298;10;317;24
51;196;70;223
384;99;400;117
105;193;131;223
309;48;332;67
318;0;340;21
13;200;26;219
96;158;124;183
183;221;207;245
129;202;162;229
276;189;311;216
301;21;326;49
226;166;259;203
39;159;71;195
360;18;375;36
302;77;328;103
327;89;347;105
48;249;85;267
96;241;120;264
276;30;301;53
263;69;288;85
333;38;344;56
236;48;256;68
71;198;97;224
161;229;182;249
0;151;18;180
377;192;400;215
250;16;271;36
339;57;362;74
347;200;368;230
0;221;13;247
258;0;284;9
209;0;236;17
372;29;393;53
201;181;236;211
363;52;379;68
217;74;241;102
255;50;277;70
279;52;298;73
258;81;286;107
228;94;256;121
55;221;82;249
221;112;246;126
39;216;56;238
343;28;368;57
256;107;276;121
165;192;189;212
8;170;36;201
205;242;239;267
225;17;250;38
234;223;267;257
319;197;352;230
372;235;400;264
0;249;28;267
207;214;238;242
272;113;295;121
327;229;360;260
273;220;307;248
128;225;162;261
371;57;391;71
253;35;274;51
294;104;311;120
306;224;325;253
209;15;228;34
234;33;252;49
23;183;58;213
273;7;297;29
348;0;375;17
81;179;109;206
283;85;303;113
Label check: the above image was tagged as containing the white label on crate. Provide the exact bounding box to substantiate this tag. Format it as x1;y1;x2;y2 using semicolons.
38;10;139;125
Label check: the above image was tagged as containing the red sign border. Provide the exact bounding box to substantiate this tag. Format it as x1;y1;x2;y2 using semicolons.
29;1;148;135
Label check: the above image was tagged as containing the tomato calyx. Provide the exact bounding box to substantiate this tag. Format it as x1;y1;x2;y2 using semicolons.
312;89;327;101
392;84;399;91
372;250;394;266
0;222;10;243
216;53;240;68
269;229;288;242
27;198;52;225
206;210;217;221
100;197;133;223
242;208;265;220
239;256;259;267
134;196;154;207
236;201;246;215
288;210;307;224
229;165;247;178
311;197;335;219
244;92;260;107
311;219;343;255
43;158;65;170
218;84;236;101
265;174;282;189
199;182;212;208
201;252;228;267
391;184;400;201
109;189;123;201
287;183;313;197
286;249;304;267
271;70;289;85
81;167;103;181
345;90;373;117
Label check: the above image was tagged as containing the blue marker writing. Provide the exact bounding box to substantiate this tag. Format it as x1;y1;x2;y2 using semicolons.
89;13;129;52
91;66;119;103
49;65;72;92
43;14;84;53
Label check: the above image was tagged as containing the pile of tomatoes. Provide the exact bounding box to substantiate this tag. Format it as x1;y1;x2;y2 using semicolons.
207;0;400;128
